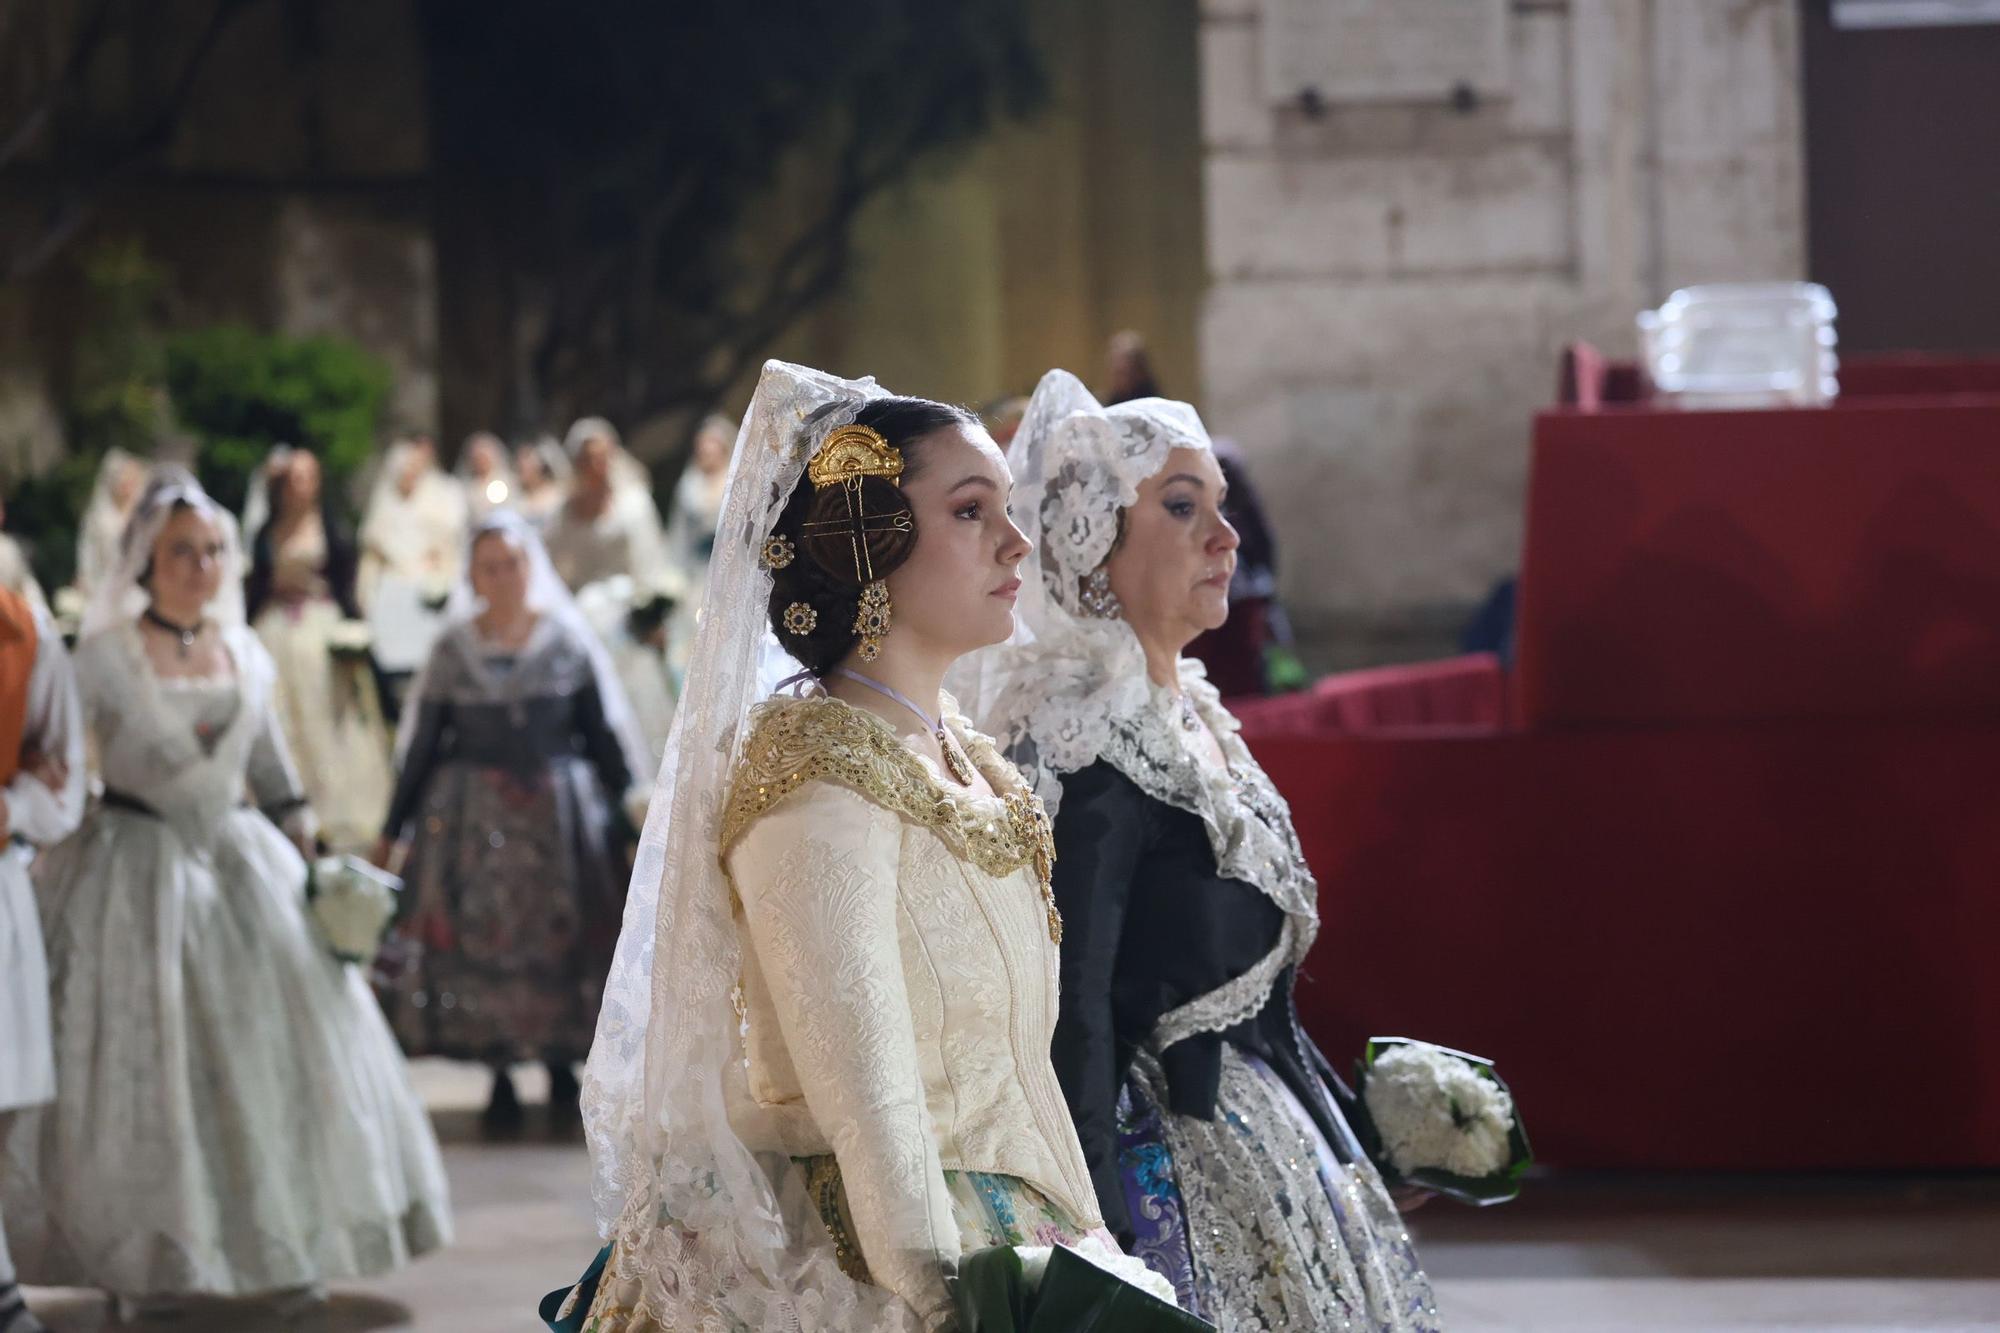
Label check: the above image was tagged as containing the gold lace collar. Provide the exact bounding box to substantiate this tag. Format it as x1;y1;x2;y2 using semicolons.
720;694;1057;900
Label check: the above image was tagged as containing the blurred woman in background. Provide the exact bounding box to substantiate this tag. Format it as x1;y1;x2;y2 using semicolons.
4;472;449;1320
245;447;394;853
457;431;518;524
514;437;570;529
73;448;149;599
376;512;649;1132
541;418;668;593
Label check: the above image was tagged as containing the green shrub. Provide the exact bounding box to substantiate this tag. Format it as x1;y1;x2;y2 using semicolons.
164;325;391;516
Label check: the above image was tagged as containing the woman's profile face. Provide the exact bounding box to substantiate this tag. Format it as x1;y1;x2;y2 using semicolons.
882;424;1030;663
470;529;532;616
1103;446;1239;649
149;505;226;610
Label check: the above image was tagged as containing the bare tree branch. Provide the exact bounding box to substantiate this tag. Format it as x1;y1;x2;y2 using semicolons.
2;0;264;284
0;0;116;173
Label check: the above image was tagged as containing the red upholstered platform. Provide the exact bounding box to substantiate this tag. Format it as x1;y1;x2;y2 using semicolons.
1232;654;1507;737
1248;723;2000;1171
1516;399;2000;730
1246;362;2000;1169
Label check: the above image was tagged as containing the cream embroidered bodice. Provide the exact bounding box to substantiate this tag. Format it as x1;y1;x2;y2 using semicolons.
717;694;1100;1326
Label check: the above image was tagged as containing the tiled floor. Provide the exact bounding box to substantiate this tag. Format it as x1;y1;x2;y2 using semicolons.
1416;1172;2000;1331
24;1061;2000;1331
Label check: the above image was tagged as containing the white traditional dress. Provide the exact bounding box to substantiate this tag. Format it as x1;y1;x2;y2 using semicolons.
2;473;450;1301
557;363;1170;1333
0;590;75;1333
0;622;451;1297
250;513;394;853
358;447;469;682
543;487;670;594
0;595;84;1117
544;447;677;771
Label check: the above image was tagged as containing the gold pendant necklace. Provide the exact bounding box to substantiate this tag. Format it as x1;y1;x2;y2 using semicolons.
939;730;975;786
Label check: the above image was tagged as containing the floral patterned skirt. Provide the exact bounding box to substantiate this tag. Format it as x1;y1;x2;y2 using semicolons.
384;757;625;1062
552;1161;1115;1332
1122;1046;1441;1332
1114;1081;1203;1314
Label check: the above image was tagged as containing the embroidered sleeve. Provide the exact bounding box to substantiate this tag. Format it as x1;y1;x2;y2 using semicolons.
729;782;959;1329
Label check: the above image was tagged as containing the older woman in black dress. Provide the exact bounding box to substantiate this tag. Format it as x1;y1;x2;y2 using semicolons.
955;371;1439;1332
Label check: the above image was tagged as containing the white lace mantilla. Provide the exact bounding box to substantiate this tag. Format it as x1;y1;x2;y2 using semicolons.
948;369;1321;1061
948;369;1212;826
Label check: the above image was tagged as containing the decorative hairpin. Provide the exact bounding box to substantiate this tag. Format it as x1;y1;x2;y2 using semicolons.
803;423;911;656
807;424;904;489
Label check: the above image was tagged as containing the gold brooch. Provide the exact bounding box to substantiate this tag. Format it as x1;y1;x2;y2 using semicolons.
782;601;818;635
761;534;796;571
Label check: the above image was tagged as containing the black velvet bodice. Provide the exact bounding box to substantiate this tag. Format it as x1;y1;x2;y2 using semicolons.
1048;758;1351;1235
383;677;633;840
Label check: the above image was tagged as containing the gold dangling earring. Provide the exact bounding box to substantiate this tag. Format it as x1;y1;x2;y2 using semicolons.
852;580;892;660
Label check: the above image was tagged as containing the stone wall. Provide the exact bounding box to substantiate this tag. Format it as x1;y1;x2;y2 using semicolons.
1198;0;1805;667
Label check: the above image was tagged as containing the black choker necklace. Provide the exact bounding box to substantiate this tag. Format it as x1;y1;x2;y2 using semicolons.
143;607;203;658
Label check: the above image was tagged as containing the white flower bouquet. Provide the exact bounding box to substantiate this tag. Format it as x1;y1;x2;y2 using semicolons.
306;854;403;967
1349;1037;1532;1205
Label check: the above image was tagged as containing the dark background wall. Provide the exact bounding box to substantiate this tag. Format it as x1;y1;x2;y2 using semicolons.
1803;2;2000;354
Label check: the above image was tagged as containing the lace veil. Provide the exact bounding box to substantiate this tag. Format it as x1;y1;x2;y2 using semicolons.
392;510;651;790
952;372;1325;1055
580;360;917;1331
239;443;297;551
948;369;1211;817
80;466;248;641
76;446;150;594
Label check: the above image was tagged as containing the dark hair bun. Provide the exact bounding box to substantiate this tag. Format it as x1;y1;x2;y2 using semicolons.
799;474;918;587
767;395;975;673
